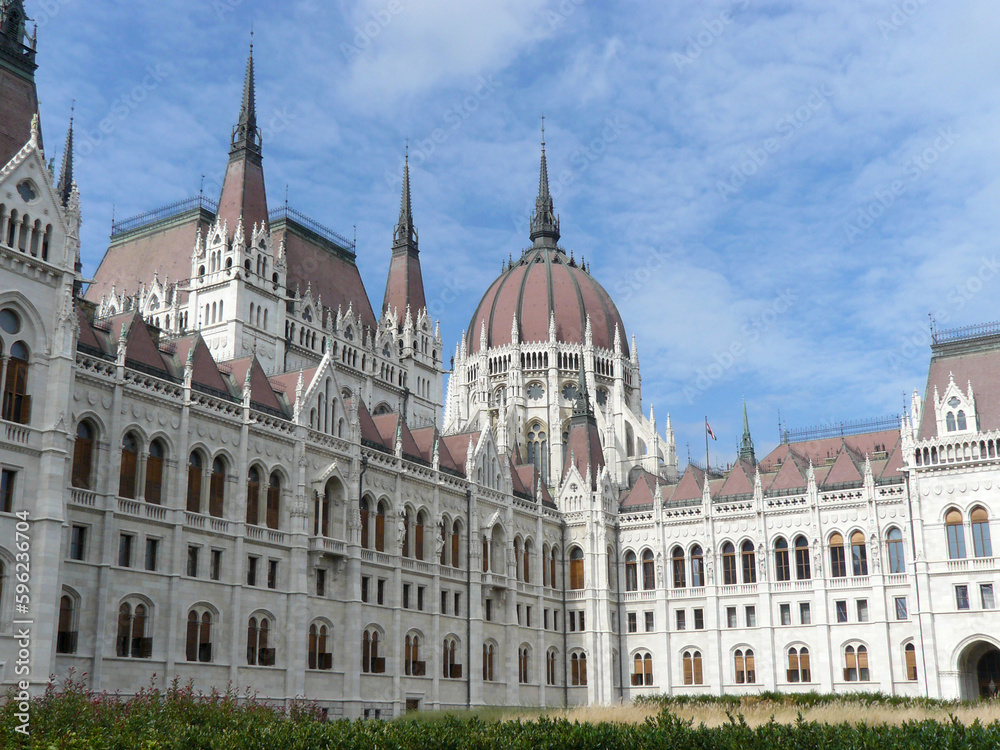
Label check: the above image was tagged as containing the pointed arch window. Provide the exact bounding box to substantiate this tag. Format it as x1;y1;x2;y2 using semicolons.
401;508;411;558
360;497;370;549
185;610;213;662
569;547;585;590
209;457;226;518
844;644;869;681
570;651;588;686
774;538;790;582
794;536;811;580
308;623;332;670
245;467;261;526
518;645;531;684
266;472;281;529
404;633;424;676
624;551;638;591
671;546;686;589
829;533;847;578
946;508;966;559
482;642;496;682
946;412;957;432
735;648;755;684
527;423;548;482
887;528;906;573
787;646;810;682
957;410;968;430
247;615;274;666
57;595;77;654
375;501;387;552
361;628;384;673
118;432;140;499
186;452;203;513
546;649;558;686
972;506;992;558
145;439;166;505
443;636;462;679
722;543;737;585
631;651;653;686
682;650;703;685
116;601;151;658
850;531;868;576
414;511;426;561
72;421;96;490
451;519;461;568
1;339;30;424
741;541;757;583
641;549;655;590
690;545;704;587
905;643;918;681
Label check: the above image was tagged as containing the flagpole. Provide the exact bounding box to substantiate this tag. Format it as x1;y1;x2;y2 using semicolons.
705;416;710;475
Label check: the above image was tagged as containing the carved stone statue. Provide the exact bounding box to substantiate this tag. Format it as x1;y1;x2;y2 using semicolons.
705;547;715;584
655;552;664;588
757;543;766;581
395;510;407;546
869;532;881;572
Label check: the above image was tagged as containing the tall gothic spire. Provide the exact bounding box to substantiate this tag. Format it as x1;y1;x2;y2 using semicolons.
739;398;756;465
393;150;417;249
529;118;560;247
382;151;427;318
231;38;262;160
56;105;74;208
0;0;39;168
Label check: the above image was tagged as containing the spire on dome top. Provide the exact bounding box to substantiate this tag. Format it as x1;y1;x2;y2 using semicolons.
739;397;756;466
382;149;427;318
231;35;261;159
572;359;591;418
56;103;74;208
394;148;417;248
529;116;560;247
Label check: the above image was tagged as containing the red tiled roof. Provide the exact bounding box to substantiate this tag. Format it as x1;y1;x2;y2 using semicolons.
267;367;318;409
382;247;426;318
668;465;705;503
441;432;480;472
467;247;627;354
766;452;808;493
354;398;386;450
621;471;658;508
217;155;268;235
759;429;900;472
175;334;234;395
224;356;284;414
562;416;605;488
717;460;754;497
372;413;422;459
919;345;1000;439
822;448;864;487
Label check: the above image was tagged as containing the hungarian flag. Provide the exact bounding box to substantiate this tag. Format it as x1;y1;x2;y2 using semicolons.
706;420;717;441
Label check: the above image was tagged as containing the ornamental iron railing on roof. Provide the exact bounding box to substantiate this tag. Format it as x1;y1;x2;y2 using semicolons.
781;415;900;444
931;320;1000;345
111;196;219;238
268;206;355;253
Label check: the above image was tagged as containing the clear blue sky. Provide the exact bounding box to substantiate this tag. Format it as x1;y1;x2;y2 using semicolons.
32;0;1000;466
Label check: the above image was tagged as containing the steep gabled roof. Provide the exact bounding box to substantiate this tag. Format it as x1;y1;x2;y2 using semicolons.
879;437;905;481
440;431;480;472
105;311;171;378
716;459;754;498
621;471;658;508
766;452;809;493
224;356;285;415
354;398;387;451
372;413;423;461
172;334;233;396
668;465;705;503
822;445;865;487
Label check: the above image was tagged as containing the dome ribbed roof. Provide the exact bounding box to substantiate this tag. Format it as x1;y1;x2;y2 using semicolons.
467;246;627;355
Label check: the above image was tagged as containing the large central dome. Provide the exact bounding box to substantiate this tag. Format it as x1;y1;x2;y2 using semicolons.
467;246;627;355
466;137;628;355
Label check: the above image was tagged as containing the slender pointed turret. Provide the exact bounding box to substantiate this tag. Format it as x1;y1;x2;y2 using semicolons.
0;0;40;167
564;359;604;488
382;152;427;318
56;106;74;208
738;398;756;465
217;41;268;235
529;119;560;247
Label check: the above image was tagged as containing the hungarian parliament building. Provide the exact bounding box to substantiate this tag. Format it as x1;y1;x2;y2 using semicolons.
0;1;997;718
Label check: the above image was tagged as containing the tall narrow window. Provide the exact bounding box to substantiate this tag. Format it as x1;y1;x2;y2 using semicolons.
642;549;655;590
905;643;918;681
787;646;810;682
0;469;13;513
72;421;96;490
482;643;495;682
2;340;30;424
57;595;77;654
850;531;868;576
245;467;260;525
794;536;811;579
722;543;737;585
527;423;548;482
360;497;370;549
401;509;411;558
887;528;906;573
829;533;847;578
209;458;225;517
570;547;585;590
451;520;461;567
946;509;966;559
375;502;387;552
414;511;425;561
119;433;139;499
186;610;213;662
672;546;686;589
682;650;703;685
774;538;790;582
186;452;202;513
625;551;638;591
971;507;992;558
570;652;587;686
690;545;703;587
741;541;757;583
145;440;165;505
266;473;281;529
735;649;755;684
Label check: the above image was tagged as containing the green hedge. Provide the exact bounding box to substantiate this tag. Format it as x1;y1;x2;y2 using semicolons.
3;677;999;749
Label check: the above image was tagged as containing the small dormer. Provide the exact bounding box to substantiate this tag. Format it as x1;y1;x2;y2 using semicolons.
934;373;978;437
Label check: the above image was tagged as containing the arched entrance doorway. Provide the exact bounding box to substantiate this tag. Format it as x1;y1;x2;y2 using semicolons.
957;639;1000;699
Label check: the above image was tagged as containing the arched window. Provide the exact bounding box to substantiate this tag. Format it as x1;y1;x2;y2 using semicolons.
145;439;166;505
247;615;275;666
850;531;868;576
904;643;918;681
741;541;757;583
518;645;531;684
844;644;869;681
308;622;332;670
526;423;548;482
116;601;151;658
245;467;261;526
944;508;965;560
451;519;461;568
671;546;686;589
682;650;703;685
946;412;957;432
361;628;384;673
887;528;906;573
316;478;340;538
209;457;226;517
186;609;213;662
1;337;30;424
624;551;638;591
642;549;655;590
958;410;968;430
794;536;811;579
375;501;387;552
570;651;588;686
569;547;585;590
400;509;411;558
522;538;532;583
690;545;703;587
266;473;281;529
404;633;424;676
774;538;790;582
414;511;426;561
546;649;558;686
722;543;737;585
72;421;96;490
632;651;653;686
971;506;993;558
549;546;558;589
57;595;77;654
118;432;140;499
360;497;371;549
734;648;756;684
787;646;811;682
482;642;496;682
829;533;847;577
443;636;461;679
186;452;203;513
